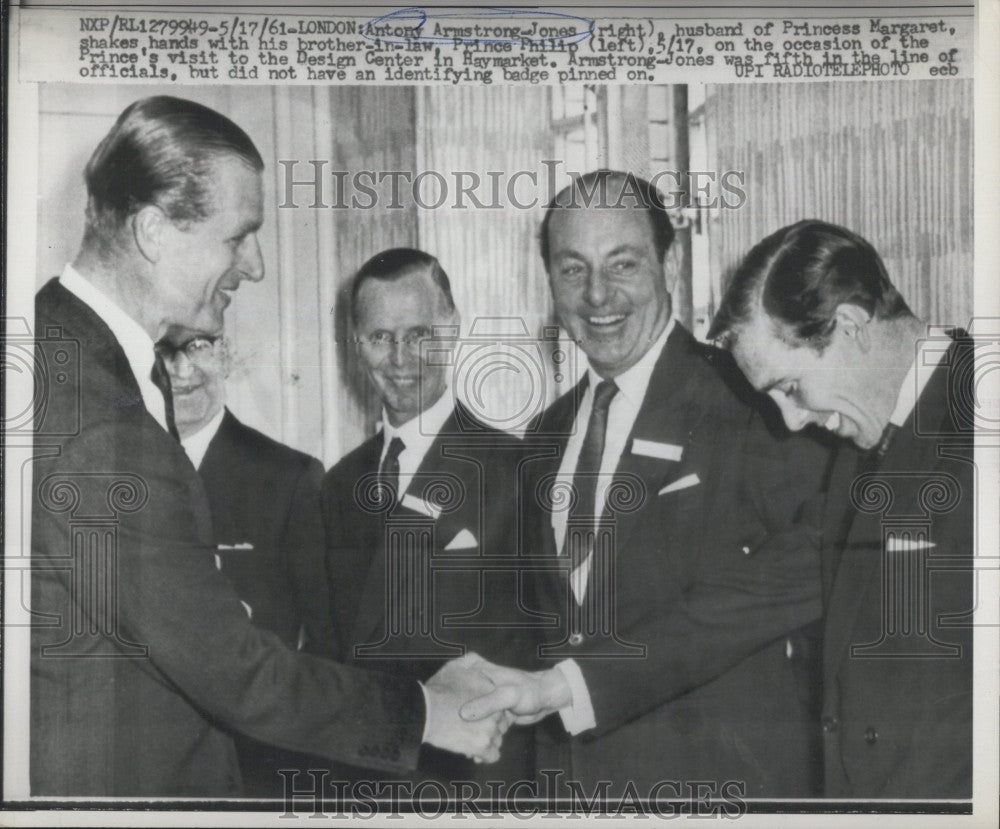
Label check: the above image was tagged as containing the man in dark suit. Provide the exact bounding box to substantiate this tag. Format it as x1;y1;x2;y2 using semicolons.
159;330;335;795
29;95;507;797
707;220;973;799
322;248;536;785
463;172;830;797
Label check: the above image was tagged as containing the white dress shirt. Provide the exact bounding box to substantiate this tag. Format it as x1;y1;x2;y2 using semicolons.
378;383;457;498
553;318;676;602
181;407;226;470
378;384;458;744
553;318;675;735
59;264;170;434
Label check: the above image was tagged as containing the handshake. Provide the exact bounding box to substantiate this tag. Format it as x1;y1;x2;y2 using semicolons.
422;653;572;763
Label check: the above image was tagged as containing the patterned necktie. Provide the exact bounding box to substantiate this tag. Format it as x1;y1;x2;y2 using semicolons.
150;348;180;441
379;436;406;506
564;379;619;571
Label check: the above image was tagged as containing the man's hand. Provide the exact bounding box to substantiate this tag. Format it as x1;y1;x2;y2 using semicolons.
423;653;511;763
459;658;572;726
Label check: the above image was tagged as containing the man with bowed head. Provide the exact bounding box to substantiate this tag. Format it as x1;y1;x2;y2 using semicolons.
707;220;972;798
30;95;508;797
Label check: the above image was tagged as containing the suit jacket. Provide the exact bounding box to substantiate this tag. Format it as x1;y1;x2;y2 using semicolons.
321;404;536;782
198;409;336;797
819;336;973;798
201;409;333;655
522;323;831;797
30;279;424;797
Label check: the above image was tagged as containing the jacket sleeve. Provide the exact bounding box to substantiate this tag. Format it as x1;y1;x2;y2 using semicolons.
284;457;340;659
35;417;425;772
577;409;829;737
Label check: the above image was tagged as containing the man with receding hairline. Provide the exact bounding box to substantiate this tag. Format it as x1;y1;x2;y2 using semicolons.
30;96;507;796
321;247;534;785
464;171;831;796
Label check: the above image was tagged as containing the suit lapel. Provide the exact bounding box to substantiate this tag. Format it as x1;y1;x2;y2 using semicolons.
611;328;707;556
820;444;863;591
541;326;706;601
348;433;391;653
351;408;474;648
823;350;957;682
199;409;238;471
38;279;145;412
536;378;587;605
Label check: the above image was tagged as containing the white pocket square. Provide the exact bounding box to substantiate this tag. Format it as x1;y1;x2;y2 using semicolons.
886;537;937;552
401;493;442;519
658;473;700;496
444;528;478;550
632;438;683;462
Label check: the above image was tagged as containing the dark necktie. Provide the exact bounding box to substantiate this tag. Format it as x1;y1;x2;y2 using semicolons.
564;379;619;571
150;349;180;441
379;436;405;506
865;422;900;471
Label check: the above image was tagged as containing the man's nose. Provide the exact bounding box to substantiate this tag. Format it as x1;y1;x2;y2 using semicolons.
584;271;609;306
166;352;195;384
769;392;812;432
388;339;409;367
238;234;265;282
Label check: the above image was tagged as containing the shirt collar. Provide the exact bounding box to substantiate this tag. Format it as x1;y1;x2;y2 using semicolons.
181;407;226;470
60;263;158;384
889;337;952;426
585;317;676;407
380;384;456;458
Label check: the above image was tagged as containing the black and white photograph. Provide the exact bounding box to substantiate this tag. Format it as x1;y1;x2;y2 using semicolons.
3;1;997;826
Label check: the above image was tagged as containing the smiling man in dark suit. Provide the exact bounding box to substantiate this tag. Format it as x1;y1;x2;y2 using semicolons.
707;220;973;799
321;248;534;784
159;330;335;796
29;96;508;797
463;171;831;797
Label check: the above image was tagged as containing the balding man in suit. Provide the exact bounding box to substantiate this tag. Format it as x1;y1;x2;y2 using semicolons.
30;95;508;796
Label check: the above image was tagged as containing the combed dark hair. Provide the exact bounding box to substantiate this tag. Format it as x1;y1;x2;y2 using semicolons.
539;169;676;268
350;248;456;324
708;219;912;351
83;96;263;246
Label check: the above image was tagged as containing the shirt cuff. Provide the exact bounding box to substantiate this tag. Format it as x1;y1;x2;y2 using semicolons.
555;659;597;735
419;681;429;743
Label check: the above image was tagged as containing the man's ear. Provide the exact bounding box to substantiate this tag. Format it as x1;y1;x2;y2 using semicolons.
834;303;873;352
132;205;168;263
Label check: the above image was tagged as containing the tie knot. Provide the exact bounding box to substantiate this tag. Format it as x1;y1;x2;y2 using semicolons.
875;422;899;460
149;348;180;441
592;379;619;412
385;436;406;463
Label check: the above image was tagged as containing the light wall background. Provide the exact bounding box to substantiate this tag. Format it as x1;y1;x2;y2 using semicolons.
37;80;973;467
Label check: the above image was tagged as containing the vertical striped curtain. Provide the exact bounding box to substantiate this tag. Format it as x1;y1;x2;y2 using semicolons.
416;86;562;428
706;80;973;328
231;86;422;465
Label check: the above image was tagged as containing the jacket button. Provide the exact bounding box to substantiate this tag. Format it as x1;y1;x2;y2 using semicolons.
568;633;584;646
864;727;878;745
821;716;839;734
